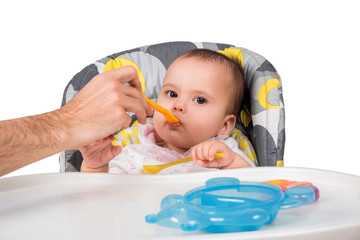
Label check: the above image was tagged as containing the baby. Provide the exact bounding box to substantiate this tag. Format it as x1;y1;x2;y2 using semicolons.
80;49;255;173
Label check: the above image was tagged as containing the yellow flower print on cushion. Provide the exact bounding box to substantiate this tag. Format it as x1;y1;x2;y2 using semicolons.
240;105;252;128
112;121;141;147
217;48;244;67
258;78;281;110
230;128;258;166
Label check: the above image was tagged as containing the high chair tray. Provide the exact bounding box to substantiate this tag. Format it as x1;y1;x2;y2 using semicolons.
0;167;359;240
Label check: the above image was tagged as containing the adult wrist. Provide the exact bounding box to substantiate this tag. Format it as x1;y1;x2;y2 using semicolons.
46;109;73;151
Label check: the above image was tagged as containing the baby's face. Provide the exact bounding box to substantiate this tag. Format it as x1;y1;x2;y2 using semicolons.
153;57;234;153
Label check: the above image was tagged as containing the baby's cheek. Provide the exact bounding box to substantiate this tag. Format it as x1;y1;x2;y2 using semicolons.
187;126;213;145
153;113;169;132
152;112;162;123
192;120;219;138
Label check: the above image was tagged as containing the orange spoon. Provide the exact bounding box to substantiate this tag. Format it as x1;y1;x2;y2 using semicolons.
144;96;179;123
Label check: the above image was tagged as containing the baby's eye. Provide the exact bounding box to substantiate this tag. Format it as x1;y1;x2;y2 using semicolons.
193;97;207;104
166;91;178;98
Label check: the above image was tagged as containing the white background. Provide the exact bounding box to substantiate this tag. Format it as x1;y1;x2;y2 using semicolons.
1;0;359;177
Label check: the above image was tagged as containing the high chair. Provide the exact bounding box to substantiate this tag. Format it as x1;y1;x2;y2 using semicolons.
60;41;285;172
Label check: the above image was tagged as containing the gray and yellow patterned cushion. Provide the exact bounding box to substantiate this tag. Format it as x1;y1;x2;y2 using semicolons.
60;41;285;172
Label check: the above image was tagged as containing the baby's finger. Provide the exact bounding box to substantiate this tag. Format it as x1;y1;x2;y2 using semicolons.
190;148;198;163
208;142;226;160
200;142;213;160
207;142;220;161
194;146;205;161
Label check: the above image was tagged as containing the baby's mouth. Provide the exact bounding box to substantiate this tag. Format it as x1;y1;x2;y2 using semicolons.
168;122;181;128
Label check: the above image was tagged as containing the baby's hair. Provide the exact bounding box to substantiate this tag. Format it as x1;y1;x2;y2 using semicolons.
177;49;245;118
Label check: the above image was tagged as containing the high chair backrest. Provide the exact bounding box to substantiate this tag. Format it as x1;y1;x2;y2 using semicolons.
60;41;285;172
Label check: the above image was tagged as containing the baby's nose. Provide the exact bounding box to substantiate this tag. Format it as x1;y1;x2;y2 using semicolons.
173;106;183;112
173;101;184;112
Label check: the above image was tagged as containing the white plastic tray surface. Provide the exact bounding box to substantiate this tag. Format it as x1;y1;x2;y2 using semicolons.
0;167;359;240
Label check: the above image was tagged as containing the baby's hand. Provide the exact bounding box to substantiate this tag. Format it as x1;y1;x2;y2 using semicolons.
79;135;122;172
190;140;234;169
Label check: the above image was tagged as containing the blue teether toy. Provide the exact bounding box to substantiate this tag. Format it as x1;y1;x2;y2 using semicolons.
145;177;316;233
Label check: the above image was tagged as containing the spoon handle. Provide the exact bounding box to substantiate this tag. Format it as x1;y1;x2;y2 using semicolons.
144;97;179;123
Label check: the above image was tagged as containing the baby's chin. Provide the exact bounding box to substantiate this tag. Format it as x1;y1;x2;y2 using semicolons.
160;136;193;153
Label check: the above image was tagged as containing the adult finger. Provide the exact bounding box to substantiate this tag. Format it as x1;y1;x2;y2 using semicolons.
106;66;143;92
116;83;153;117
115;94;149;125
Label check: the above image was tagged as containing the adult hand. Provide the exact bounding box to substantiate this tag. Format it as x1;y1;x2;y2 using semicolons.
60;66;153;150
79;135;122;172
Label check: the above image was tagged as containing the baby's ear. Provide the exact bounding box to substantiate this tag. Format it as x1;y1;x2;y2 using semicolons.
217;114;236;136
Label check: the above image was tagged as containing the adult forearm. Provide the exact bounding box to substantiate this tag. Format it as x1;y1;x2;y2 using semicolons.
0;111;69;176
